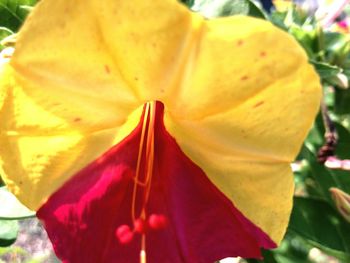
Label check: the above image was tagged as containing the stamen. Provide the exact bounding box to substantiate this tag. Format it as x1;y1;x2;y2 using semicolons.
131;101;156;220
132;101;156;263
115;225;134;244
116;101;165;263
148;214;167;230
131;102;150;220
143;102;156;207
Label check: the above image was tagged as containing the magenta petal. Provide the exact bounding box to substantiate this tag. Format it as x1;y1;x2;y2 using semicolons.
37;103;276;263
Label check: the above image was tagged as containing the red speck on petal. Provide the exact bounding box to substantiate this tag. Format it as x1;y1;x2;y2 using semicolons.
240;75;249;81
104;65;111;74
253;101;264;108
260;51;266;57
73;117;81;122
148;214;167;230
133;218;147;234
115;225;134;244
237;40;244;46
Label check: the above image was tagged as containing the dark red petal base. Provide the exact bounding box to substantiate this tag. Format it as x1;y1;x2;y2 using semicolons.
37;102;276;263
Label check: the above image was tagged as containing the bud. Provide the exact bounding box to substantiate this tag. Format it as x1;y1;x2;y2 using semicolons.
330;187;350;223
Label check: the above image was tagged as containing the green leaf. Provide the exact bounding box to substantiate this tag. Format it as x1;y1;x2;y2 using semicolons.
246;0;266;19
220;0;249;16
0;220;18;247
324;32;348;51
246;236;313;263
246;250;279;263
181;0;195;8
335;88;350;114
0;0;38;32
289;197;350;261
289;26;317;58
19;4;34;12
310;60;349;88
310;60;342;80
0;27;12;40
303;113;325;155
304;145;350;202
0;176;4;187
334;122;350;159
269;11;288;31
0;27;12;51
0;187;35;220
324;32;350;66
193;0;265;18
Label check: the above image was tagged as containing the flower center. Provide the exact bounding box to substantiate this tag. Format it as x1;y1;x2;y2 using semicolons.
115;101;167;263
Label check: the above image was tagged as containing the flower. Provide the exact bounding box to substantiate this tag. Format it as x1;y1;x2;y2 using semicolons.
0;0;321;262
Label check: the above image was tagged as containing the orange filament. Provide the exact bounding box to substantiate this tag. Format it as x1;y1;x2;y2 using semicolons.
115;101;168;263
132;103;150;190
130;101;156;263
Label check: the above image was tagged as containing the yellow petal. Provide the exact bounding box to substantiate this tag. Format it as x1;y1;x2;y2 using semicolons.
89;0;197;101
13;0;194;103
0;0;192;209
164;16;321;243
0;63;145;210
166;16;317;120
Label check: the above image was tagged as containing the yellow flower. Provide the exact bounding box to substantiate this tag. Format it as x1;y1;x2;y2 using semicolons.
0;0;321;262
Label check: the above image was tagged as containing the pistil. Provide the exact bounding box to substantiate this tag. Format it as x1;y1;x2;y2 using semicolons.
116;101;167;263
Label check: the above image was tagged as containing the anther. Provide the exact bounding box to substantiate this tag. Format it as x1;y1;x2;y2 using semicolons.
115;225;134;244
148;214;167;230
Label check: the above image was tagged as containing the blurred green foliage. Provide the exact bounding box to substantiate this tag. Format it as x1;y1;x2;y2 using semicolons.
0;220;18;247
0;0;37;32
